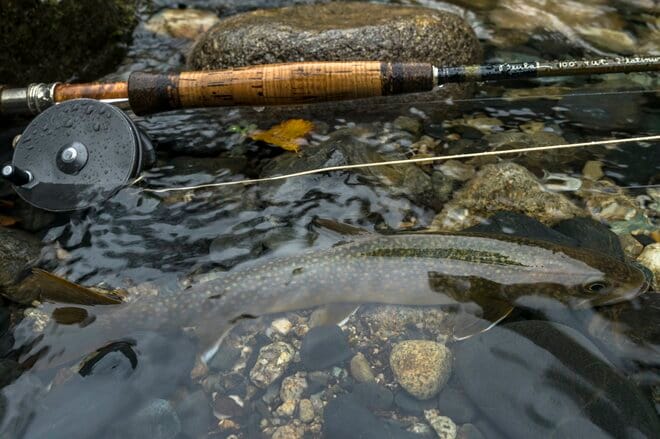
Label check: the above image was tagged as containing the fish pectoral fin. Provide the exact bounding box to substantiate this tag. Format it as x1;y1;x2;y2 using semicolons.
29;268;124;305
312;218;372;237
452;298;514;341
309;303;360;327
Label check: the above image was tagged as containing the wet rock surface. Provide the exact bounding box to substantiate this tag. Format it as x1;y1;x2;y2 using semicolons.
454;321;660;438
300;325;353;370
430;162;585;231
0;227;42;303
249;341;294;388
0;0;138;83
190;3;481;70
390;340;452;400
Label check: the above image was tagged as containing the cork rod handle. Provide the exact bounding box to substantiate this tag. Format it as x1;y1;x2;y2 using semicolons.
127;61;434;115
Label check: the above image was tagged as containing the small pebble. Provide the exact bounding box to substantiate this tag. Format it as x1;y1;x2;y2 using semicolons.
213;395;244;419
300;325;353;370
350;352;375;383
271;318;293;335
438;160;475;182
272;424;304;439
280;373;308;402
424;409;457;439
390;340;452;400
619;233;644;258
275;400;297;417
637;243;660;289
208;343;241;372
582;160;604;180
394;116;423;135
299;399;315;423
249;342;294;388
307;370;331;394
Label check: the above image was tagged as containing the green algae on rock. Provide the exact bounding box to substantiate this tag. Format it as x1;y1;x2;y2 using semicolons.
0;0;138;84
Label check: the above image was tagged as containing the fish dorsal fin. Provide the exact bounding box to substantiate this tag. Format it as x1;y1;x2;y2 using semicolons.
452;297;514;341
29;269;124;305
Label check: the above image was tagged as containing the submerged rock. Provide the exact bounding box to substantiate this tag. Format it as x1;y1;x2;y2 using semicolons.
116;399;181;439
262;128;436;207
577;179;640;223
390;340;452;400
587;293;660;374
189;2;481;109
352;382;394;411
454;321;660;438
350;352;376;383
324;394;419;439
637;243;660;289
300;325;353;371
0;0;138;83
249;341;294;388
430;162;584;231
424;409;457;439
0;227;42;304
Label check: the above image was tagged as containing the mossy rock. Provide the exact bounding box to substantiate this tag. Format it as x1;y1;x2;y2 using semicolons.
0;0;139;84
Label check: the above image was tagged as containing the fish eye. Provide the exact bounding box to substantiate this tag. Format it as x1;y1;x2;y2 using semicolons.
584;281;610;294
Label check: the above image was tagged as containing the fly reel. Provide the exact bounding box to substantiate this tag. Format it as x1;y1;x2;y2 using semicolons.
2;99;154;212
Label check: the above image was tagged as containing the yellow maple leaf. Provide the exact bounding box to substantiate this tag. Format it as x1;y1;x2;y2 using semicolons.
249;119;314;153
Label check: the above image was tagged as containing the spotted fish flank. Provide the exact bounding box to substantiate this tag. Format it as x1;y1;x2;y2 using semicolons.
20;232;648;368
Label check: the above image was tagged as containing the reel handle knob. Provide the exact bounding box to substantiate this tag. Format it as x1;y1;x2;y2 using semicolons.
2;164;33;186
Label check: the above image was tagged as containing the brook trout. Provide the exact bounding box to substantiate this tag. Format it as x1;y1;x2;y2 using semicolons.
20;232;648;369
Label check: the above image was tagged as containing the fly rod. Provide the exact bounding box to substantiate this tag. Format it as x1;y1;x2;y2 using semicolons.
1;56;658;117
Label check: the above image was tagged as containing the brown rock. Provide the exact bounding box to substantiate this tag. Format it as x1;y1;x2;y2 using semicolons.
430;162;585;231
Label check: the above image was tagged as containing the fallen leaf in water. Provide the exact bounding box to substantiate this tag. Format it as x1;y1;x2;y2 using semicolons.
249;119;314;153
0;215;17;226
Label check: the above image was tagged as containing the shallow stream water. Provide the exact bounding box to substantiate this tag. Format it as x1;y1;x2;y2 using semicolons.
0;1;658;438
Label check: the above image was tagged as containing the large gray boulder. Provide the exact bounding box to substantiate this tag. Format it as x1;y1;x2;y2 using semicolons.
188;2;482;113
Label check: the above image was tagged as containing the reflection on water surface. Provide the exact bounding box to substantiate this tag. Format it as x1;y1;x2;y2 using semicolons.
0;0;658;438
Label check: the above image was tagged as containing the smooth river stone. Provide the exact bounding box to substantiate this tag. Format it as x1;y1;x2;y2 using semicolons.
390;340;452;400
454;320;660;438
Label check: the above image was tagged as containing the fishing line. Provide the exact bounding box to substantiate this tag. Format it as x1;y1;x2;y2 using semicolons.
143;134;660;194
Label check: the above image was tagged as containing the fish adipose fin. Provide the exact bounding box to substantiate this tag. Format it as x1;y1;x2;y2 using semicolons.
29;269;124;305
452;297;514;341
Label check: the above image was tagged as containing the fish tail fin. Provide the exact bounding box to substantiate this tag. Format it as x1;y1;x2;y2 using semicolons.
29;269;124;305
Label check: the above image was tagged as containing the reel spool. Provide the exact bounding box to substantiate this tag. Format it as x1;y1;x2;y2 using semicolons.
2;99;155;212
